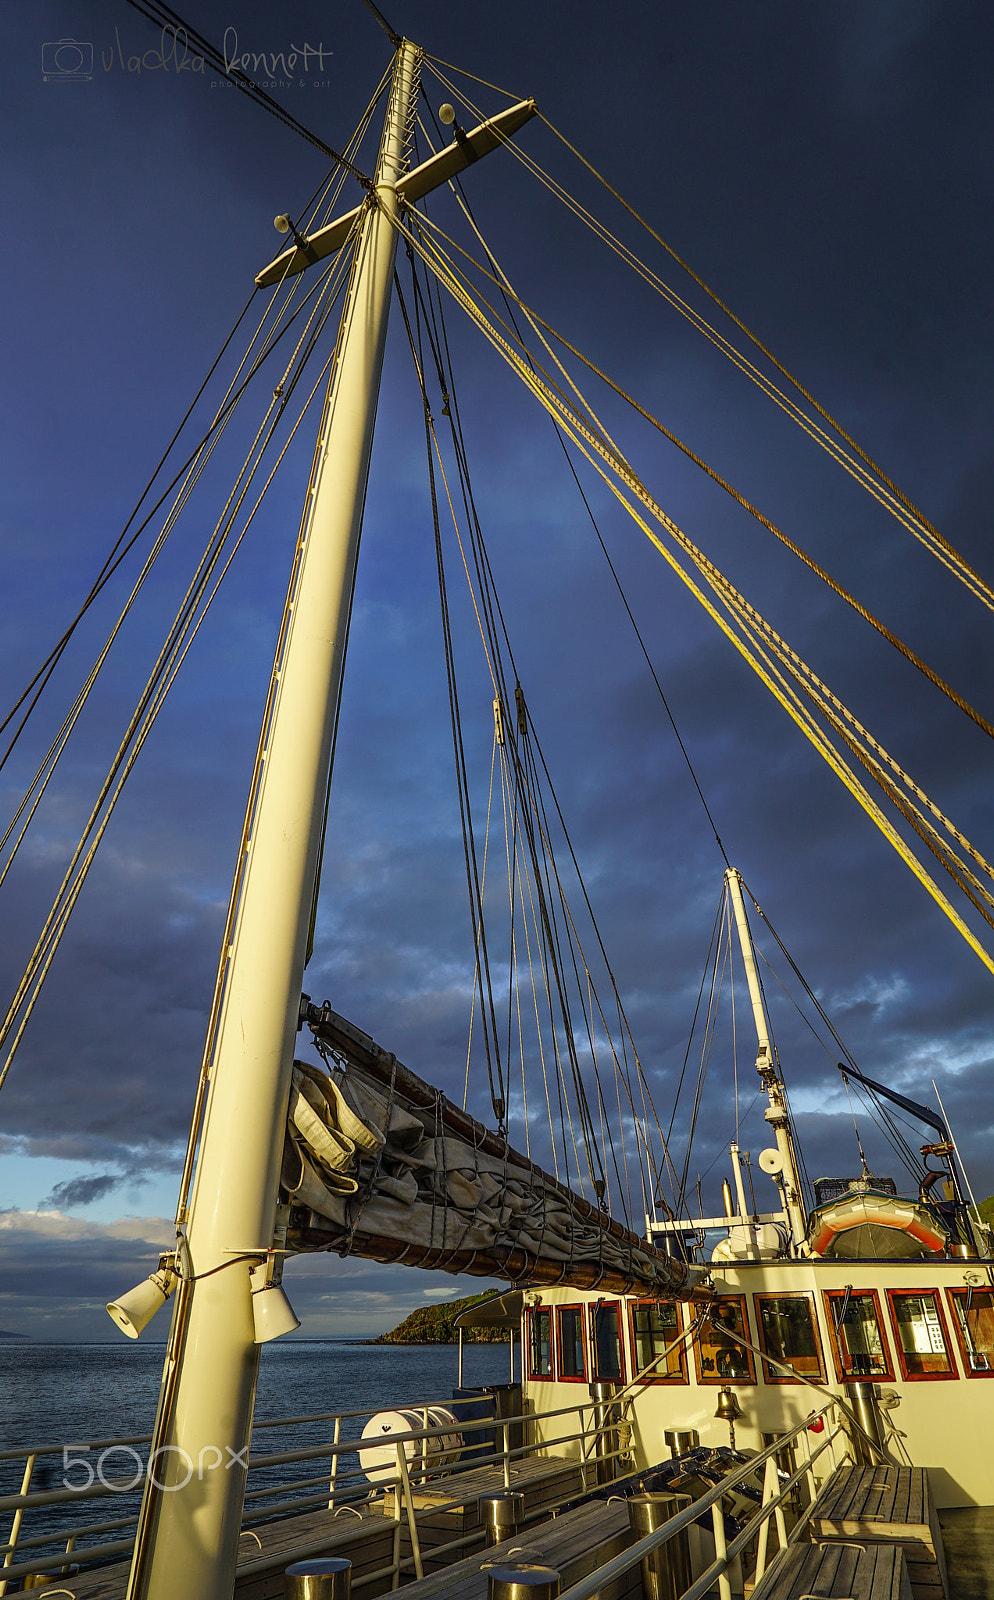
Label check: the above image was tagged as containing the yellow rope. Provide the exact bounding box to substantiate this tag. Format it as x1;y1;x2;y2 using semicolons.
535;109;994;612
412;200;994;747
399;215;994;979
421;65;994;614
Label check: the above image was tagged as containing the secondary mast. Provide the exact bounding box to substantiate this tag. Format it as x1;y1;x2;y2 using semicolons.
725;867;808;1249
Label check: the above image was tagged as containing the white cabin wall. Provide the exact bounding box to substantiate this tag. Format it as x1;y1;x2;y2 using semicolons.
520;1263;994;1506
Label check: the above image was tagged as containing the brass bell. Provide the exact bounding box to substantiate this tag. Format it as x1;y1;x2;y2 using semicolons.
714;1386;743;1422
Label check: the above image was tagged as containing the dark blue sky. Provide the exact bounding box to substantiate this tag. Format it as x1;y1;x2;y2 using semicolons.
1;0;993;1340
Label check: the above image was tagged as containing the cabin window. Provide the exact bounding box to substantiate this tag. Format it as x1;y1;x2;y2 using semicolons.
528;1307;553;1378
629;1300;687;1382
947;1288;994;1377
694;1297;756;1385
823;1289;894;1382
887;1290;957;1380
556;1305;587;1380
590;1301;625;1381
754;1294;825;1384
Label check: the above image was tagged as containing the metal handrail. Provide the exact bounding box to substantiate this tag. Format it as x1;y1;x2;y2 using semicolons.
556;1401;845;1600
0;1391;605;1584
0;1384;542;1463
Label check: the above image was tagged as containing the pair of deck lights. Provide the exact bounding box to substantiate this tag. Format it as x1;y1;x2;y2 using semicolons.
106;1256;299;1344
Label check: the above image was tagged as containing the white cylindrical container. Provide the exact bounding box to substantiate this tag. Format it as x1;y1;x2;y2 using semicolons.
358;1406;462;1484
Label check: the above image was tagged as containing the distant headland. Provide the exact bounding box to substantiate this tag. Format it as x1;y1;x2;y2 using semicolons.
370;1292;510;1345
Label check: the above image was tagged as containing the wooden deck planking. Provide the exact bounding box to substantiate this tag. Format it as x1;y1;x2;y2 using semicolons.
939;1506;994;1600
28;1504;395;1600
27;1455;586;1600
388;1496;637;1600
752;1540;912;1600
808;1466;949;1600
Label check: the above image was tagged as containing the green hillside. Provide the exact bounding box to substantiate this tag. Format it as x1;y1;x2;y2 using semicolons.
372;1292;510;1344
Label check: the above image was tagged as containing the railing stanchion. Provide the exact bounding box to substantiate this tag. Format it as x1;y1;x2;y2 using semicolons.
711;1501;732;1600
327;1416;341;1511
395;1441;423;1581
753;1455;777;1583
0;1452;35;1597
801;1422;818;1505
391;1483;402;1590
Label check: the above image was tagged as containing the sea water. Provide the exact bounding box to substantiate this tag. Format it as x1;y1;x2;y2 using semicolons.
0;1341;513;1562
0;1339;514;1451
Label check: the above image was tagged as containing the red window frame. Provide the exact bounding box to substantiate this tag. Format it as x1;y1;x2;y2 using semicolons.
526;1305;554;1380
555;1303;588;1382
823;1288;895;1383
753;1292;826;1385
693;1295;756;1385
946;1287;994;1378
886;1288;958;1382
627;1299;688;1384
589;1299;626;1383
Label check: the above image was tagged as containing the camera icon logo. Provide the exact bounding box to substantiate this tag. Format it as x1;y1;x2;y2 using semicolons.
42;39;94;81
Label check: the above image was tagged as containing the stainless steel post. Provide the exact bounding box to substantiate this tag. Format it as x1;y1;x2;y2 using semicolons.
664;1429;700;1459
588;1381;622;1484
628;1492;692;1600
847;1382;885;1463
487;1565;560;1600
480;1490;525;1546
285;1557;351;1600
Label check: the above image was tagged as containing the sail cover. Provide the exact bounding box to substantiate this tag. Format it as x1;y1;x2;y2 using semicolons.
282;1006;704;1300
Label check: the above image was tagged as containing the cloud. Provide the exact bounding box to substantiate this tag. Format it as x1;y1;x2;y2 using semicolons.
38;1173;125;1211
0;1210;174;1246
2;0;994;1339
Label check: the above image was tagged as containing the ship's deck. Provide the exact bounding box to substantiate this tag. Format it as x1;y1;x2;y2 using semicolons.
940;1507;994;1600
27;1454;592;1599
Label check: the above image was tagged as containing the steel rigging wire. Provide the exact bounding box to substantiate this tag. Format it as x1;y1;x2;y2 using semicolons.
399;245;654;1217
0;222;364;1093
405;122;691;1212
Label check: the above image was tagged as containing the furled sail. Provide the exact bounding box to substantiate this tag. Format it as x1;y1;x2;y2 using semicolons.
282;1005;705;1300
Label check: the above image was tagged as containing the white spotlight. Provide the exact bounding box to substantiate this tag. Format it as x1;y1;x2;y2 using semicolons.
273;213;291;234
438;103;456;126
107;1265;176;1340
251;1263;300;1344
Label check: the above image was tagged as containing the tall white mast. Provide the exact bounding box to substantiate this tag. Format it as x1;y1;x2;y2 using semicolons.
124;46;537;1600
725;867;808;1249
127;41;422;1600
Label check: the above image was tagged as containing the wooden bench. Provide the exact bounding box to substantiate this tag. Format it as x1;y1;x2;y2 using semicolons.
753;1541;912;1600
387;1495;639;1600
403;1454;585;1574
806;1467;948;1600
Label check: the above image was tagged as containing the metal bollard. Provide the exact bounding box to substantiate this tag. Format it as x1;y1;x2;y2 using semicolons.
481;1489;526;1546
588;1380;622;1485
664;1429;700;1459
487;1563;561;1600
628;1492;692;1600
284;1556;352;1600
